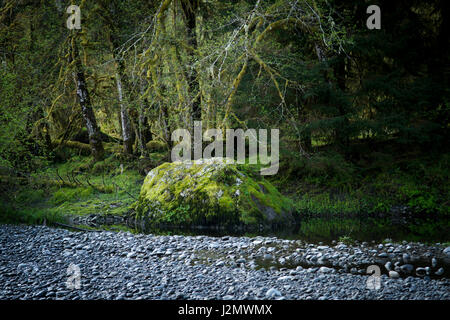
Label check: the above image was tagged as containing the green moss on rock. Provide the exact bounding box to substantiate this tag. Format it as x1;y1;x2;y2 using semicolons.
134;158;294;229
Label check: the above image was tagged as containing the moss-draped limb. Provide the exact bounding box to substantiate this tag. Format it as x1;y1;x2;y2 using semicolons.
158;0;173;21
248;16;264;34
221;58;248;127
255;18;315;45
149;63;164;101
169;45;188;108
52;139;92;153
250;51;285;104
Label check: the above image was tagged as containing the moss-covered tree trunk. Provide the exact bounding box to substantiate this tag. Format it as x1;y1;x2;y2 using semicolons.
115;67;134;155
110;28;134;155
71;41;104;161
137;93;152;156
180;0;201;122
101;0;135;155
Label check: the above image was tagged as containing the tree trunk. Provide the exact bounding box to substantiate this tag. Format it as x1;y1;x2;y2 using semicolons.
181;0;201;122
108;10;135;155
334;54;350;149
115;70;134;154
71;42;104;161
137;96;152;156
140;112;153;145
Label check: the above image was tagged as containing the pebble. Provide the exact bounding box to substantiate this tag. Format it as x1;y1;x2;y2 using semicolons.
389;271;400;279
215;261;225;267
277;276;293;281
402;253;411;263
263;254;273;260
416;267;427;277
266;288;282;298
435;268;444;276
443;247;450;257
400;264;414;274
318;267;335;274
384;261;392;271
432;258;437;268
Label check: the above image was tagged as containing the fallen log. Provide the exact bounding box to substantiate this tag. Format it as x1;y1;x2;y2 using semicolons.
51;221;98;232
52;139;91;154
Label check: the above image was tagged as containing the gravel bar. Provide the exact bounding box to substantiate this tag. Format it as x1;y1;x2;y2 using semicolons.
0;224;449;300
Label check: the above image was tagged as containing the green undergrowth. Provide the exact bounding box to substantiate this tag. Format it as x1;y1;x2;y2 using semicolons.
269;150;449;218
0;153;147;225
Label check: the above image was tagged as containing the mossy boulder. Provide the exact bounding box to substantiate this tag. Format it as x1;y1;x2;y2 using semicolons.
134;158;294;229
